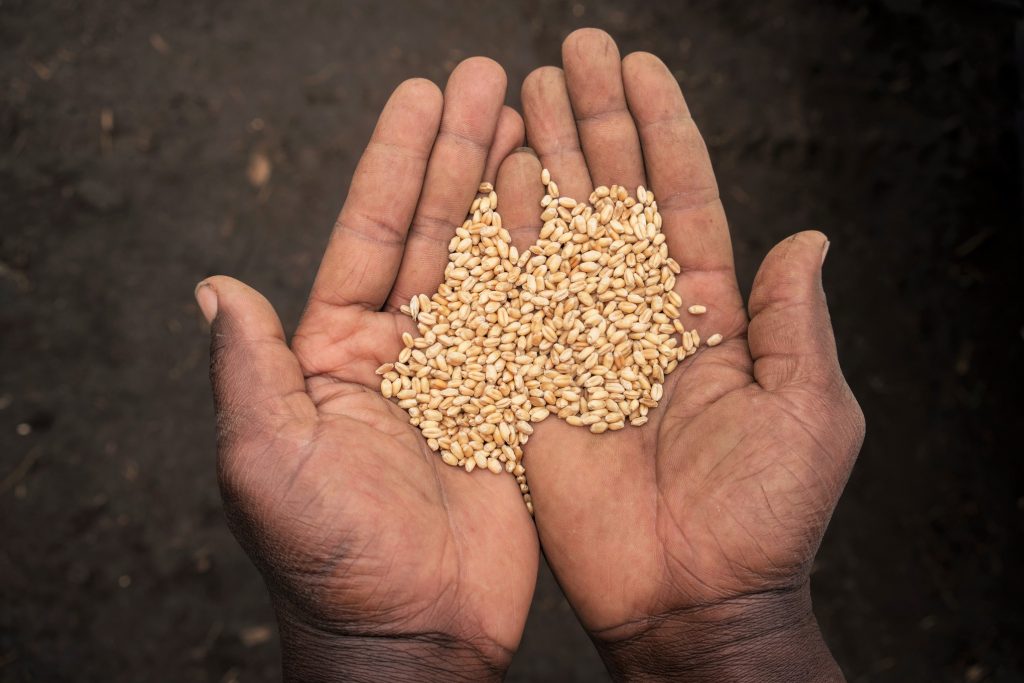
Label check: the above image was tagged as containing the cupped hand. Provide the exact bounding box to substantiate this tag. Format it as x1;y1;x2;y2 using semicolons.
505;29;865;680
196;59;538;681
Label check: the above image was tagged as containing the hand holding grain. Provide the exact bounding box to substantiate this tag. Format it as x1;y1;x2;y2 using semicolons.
512;29;865;681
195;59;537;682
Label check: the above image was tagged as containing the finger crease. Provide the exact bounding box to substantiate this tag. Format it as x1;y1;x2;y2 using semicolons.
534;136;585;158
658;188;721;215
638;110;696;132
409;212;459;245
574;105;633;126
365;139;433;164
436;126;491;155
335;212;408;247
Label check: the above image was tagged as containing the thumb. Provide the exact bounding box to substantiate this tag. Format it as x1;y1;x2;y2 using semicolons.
195;276;312;449
747;231;842;395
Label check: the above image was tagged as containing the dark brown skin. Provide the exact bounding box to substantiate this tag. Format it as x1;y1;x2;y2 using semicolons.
196;29;864;682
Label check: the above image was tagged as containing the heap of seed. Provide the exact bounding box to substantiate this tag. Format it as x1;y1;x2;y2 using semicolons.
377;171;719;514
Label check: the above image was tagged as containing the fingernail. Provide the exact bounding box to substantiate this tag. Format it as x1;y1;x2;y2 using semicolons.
194;281;218;323
820;239;831;267
513;146;538;158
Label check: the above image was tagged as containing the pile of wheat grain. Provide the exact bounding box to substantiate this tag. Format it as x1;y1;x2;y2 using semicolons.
376;171;718;514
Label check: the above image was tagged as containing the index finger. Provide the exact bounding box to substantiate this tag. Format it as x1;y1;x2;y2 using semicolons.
622;52;744;320
304;78;443;315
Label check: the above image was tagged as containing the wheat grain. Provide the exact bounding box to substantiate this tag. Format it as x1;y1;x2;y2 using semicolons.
378;172;699;515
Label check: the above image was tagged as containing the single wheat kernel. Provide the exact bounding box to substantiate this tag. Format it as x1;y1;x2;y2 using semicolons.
706;333;723;347
687;304;707;315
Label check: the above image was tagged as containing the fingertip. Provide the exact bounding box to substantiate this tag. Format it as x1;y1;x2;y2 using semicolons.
380;79;444;144
194;275;284;339
622;50;669;76
771;230;830;267
483;107;526;182
392;77;444;113
562;28;618;63
749;231;831;319
500;105;525;145
622;52;673;94
497;146;543;177
496;148;545;250
449;56;508;92
522;65;565;102
795;230;830;267
622;52;687;123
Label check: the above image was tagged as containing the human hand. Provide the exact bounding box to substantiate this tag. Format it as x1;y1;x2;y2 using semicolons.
195;59;538;682
506;29;865;681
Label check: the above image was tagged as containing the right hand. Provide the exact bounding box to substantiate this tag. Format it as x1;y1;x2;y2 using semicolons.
196;59;539;682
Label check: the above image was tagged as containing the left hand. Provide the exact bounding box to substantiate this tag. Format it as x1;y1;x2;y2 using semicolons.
505;29;865;680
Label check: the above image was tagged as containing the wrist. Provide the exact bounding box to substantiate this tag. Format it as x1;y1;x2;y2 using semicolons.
593;583;843;682
275;602;510;682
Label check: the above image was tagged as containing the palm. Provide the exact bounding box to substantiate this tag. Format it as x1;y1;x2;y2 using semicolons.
511;29;863;642
528;345;839;633
236;335;537;652
205;59;541;664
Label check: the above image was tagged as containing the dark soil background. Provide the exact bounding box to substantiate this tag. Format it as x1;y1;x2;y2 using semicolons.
2;1;1023;681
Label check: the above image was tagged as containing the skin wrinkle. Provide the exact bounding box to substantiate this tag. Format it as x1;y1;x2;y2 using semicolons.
280;431;325;497
780;446;832;498
770;393;851;469
751;349;841;392
295;312;408;384
362;138;435;167
726;458;779;488
748;300;822;331
706;520;751;588
634;110;697;132
333;216;411;248
433;125;494;155
306;261;386;312
654;486;725;600
760;482;782;525
573;106;635;127
532;137;586;160
723;505;782;572
276;607;510;680
692;428;749;493
657;188;722;216
522;72;585;150
215;375;311;428
406;211;463;244
268;446;468;643
212;389;312;454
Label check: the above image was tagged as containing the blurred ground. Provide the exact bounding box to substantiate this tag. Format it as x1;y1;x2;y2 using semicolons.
2;0;1022;681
